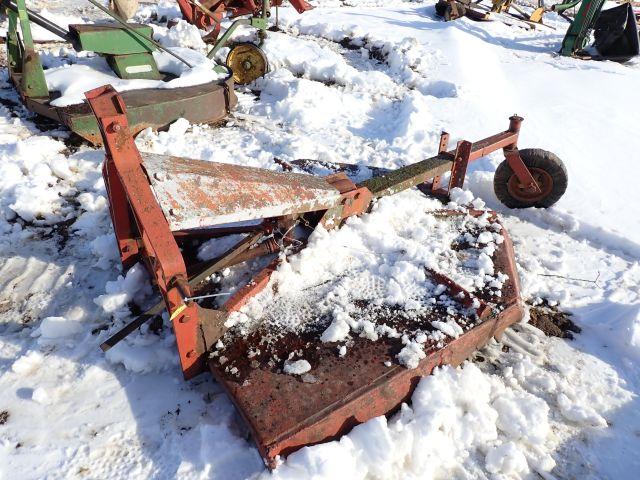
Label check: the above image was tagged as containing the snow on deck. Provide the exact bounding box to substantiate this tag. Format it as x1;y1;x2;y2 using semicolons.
1;0;639;479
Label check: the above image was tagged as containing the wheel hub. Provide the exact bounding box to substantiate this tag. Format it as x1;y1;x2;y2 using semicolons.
226;43;268;85
507;167;554;203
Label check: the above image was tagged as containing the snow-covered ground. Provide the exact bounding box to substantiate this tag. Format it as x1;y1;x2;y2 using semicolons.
1;0;640;479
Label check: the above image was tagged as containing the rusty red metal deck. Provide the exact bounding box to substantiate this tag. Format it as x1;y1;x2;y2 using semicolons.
207;225;523;467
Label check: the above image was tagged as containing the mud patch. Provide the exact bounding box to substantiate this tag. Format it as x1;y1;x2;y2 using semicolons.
527;300;581;339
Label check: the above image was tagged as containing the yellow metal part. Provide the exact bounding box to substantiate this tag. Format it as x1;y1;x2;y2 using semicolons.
491;0;512;13
226;42;268;85
529;6;545;23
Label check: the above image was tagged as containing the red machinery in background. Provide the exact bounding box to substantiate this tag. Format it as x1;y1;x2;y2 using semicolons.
176;0;312;32
175;0;313;84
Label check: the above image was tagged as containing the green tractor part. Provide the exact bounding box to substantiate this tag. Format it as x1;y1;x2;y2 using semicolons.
560;0;607;56
1;0;237;144
69;23;161;80
205;0;271;84
560;0;639;60
6;0;48;98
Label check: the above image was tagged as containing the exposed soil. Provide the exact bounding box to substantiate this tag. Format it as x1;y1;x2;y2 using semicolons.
527;300;581;339
0;410;9;425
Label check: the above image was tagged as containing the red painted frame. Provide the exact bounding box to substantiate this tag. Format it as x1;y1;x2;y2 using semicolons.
88;85;539;384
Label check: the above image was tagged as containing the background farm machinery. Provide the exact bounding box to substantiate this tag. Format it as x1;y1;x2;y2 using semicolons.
176;0;312;83
88;83;567;466
1;0;313;142
435;0;639;60
2;0;236;144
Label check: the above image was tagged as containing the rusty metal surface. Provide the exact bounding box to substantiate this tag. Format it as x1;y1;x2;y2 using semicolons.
359;117;523;199
141;152;342;231
12;74;236;145
87;84;207;379
504;147;542;195
208;215;524;468
448;140;473;191
358;154;453;198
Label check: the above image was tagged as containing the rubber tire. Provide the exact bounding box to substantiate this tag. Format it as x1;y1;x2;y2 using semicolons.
493;148;568;208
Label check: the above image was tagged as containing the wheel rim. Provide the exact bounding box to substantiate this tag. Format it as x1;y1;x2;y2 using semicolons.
506;167;554;203
226;44;268;85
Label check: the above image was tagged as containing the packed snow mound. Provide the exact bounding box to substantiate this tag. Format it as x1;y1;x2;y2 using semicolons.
262;31;401;95
44;48;224;107
0;132;74;225
33;316;82;341
267;339;632;480
136;0;183;23
220;189;509;372
156;19;207;50
0;9;85;42
94;263;153;320
283;359;312;375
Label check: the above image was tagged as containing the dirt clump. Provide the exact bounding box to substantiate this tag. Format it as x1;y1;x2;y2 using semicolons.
528;300;581;339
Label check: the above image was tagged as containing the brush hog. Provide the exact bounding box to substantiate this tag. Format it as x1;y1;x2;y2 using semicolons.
87;84;567;467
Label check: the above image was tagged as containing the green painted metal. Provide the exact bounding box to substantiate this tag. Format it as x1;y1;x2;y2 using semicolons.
3;0;237;143
70;23;156;54
359;155;453;198
14;0;48;98
57;78;237;144
251;16;268;29
207;18;252;59
560;0;606;56
207;0;271;59
553;0;582;15
6;9;21;72
15;0;34;45
106;52;162;80
84;0;195;68
21;51;49;98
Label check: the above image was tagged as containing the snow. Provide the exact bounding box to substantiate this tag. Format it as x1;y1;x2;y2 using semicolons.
44;48;224;107
283;359;312;375
0;9;86;42
270;341;632;479
216;193;508;373
93;263;152;320
33;316;82;340
0;0;639;479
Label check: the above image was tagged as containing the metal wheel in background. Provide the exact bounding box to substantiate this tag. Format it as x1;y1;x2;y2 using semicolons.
226;42;269;85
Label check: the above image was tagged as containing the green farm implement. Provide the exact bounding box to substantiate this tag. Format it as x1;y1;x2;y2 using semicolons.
1;0;237;144
435;0;639;61
561;1;638;60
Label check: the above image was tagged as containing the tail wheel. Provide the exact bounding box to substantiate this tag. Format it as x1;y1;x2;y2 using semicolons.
493;148;568;208
226;42;269;85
